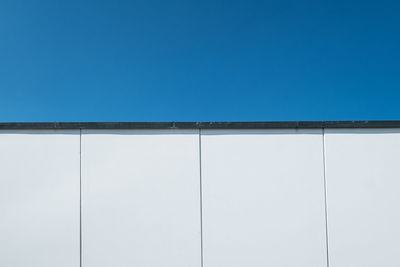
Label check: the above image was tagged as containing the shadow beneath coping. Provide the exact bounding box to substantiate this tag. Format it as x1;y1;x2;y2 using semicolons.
324;128;400;134
0;130;80;135
82;129;197;135
1;128;400;135
201;129;323;135
0;129;199;135
0;129;323;135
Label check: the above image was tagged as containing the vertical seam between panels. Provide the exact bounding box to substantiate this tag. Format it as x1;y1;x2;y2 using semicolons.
79;129;82;267
322;128;330;267
199;129;204;267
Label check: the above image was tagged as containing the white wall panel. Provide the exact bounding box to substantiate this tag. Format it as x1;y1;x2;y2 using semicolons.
201;129;327;267
82;130;201;267
325;129;400;267
0;130;80;267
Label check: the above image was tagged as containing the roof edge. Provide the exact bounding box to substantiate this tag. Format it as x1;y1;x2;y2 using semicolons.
1;121;400;129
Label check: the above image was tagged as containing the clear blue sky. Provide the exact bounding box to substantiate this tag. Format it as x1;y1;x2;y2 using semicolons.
1;0;399;122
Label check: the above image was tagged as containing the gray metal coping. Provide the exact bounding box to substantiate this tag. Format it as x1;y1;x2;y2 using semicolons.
0;121;400;129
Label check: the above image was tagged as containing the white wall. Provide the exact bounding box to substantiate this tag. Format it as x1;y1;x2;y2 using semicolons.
1;128;400;267
0;130;80;267
201;129;327;267
81;130;201;267
325;129;400;267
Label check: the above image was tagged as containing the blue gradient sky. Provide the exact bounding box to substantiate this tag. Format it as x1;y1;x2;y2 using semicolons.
1;0;399;122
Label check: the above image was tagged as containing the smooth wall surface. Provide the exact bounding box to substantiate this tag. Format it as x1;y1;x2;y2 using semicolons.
0;130;80;267
325;129;400;267
2;128;400;267
81;130;201;267
201;129;327;267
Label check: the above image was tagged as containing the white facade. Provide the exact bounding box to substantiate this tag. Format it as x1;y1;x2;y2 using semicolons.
201;129;327;267
81;130;201;267
0;130;80;267
325;129;400;267
1;126;400;267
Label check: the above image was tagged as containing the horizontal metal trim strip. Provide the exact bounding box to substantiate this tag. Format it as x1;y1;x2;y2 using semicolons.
0;121;400;129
